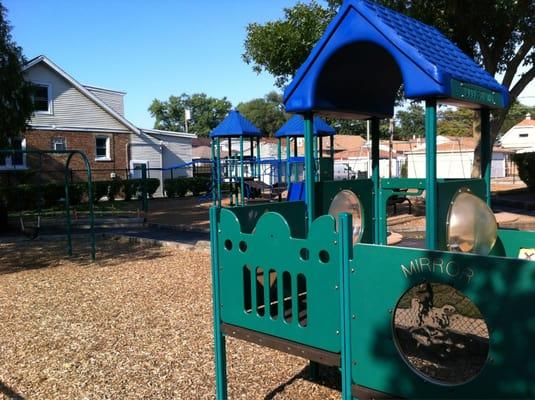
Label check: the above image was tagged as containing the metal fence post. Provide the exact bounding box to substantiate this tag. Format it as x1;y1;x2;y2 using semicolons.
141;164;148;215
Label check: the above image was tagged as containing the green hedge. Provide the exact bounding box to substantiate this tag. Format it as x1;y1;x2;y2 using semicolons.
0;178;161;211
514;152;535;189
164;177;211;198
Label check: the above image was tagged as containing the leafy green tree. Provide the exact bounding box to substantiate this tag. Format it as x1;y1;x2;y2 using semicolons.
244;0;534;173
0;2;34;147
243;2;335;89
148;93;232;137
236;92;289;136
500;100;535;134
437;107;474;137
396;103;425;139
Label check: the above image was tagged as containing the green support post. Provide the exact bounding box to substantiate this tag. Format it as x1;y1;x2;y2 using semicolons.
240;136;245;206
371;118;381;244
141;164;148;215
228;138;234;206
64;168;72;258
286;137;291;185
293;137;299;182
277;138;282;201
481;108;492;205
211;139;216;206
330;135;334;160
425;99;438;250
304;114;315;228
313;135;318;182
209;207;228;399
216;138;222;207
339;212;353;400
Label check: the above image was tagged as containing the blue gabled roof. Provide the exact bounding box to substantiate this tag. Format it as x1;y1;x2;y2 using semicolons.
210;110;262;138
275;115;336;138
283;0;508;117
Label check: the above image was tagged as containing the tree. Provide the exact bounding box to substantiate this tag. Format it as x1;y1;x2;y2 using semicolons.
244;0;534;173
0;1;34;147
236;92;289;136
500;100;535;134
148;93;232;137
396;103;425;139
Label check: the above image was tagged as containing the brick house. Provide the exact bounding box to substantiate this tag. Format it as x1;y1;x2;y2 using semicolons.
3;55;195;190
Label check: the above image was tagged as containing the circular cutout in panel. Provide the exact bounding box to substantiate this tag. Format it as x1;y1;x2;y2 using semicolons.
319;250;330;264
447;190;497;256
224;239;233;251
393;283;489;386
300;248;310;261
328;190;363;244
239;241;247;252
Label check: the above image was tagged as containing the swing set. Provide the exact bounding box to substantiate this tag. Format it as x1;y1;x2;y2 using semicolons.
0;149;96;261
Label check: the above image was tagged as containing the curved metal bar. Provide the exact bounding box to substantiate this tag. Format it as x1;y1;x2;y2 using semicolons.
65;150;96;261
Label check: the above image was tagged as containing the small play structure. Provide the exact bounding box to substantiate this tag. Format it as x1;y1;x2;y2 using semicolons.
210;1;535;398
0;149;96;261
210;110;268;205
275;115;336;201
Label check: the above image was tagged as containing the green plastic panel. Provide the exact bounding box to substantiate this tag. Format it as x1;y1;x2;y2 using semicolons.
349;243;535;398
492;228;535;258
318;158;334;181
227;201;306;238
437;179;486;251
313;179;374;244
217;208;342;352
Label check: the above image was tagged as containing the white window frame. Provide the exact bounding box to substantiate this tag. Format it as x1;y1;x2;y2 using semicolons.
32;82;53;115
95;135;111;161
52;137;67;151
0;138;27;170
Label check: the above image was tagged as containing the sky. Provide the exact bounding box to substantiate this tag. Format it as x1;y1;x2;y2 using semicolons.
5;0;535;130
4;0;299;128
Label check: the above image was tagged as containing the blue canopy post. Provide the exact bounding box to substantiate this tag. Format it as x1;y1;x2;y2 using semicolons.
209;110;262;207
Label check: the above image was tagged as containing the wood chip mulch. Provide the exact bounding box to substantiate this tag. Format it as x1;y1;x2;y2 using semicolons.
0;239;339;399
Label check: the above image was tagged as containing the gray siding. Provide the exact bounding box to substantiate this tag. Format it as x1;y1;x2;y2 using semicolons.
24;63;130;131
130;132;194;197
85;87;125;116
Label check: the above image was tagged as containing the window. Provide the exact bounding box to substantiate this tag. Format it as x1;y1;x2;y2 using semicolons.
52;137;66;151
32;84;52;113
0;138;26;169
11;139;24;166
519;133;529;138
95;136;110;160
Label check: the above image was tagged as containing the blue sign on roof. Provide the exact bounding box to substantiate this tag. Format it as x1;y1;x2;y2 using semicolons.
210;110;262;138
283;0;508;118
275;115;336;138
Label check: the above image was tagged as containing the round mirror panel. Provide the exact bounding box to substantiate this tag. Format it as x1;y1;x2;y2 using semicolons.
328;190;363;244
393;283;489;386
447;191;497;256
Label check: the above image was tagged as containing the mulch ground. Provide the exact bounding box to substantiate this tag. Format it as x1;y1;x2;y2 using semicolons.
0;239;339;399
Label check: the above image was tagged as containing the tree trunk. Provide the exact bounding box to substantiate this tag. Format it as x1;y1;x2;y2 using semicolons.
471;105;511;178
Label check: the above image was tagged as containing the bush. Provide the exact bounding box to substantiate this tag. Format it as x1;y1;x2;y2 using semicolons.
187;177;211;195
92;179;122;203
513;152;535;189
123;178;160;200
145;178;160;198
164;178;188;198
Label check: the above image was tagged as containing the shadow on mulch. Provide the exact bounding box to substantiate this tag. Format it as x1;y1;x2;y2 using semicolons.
264;364;341;399
0;381;25;400
0;238;167;275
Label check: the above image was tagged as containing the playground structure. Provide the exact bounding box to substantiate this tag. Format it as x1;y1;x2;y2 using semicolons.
210;1;535;399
